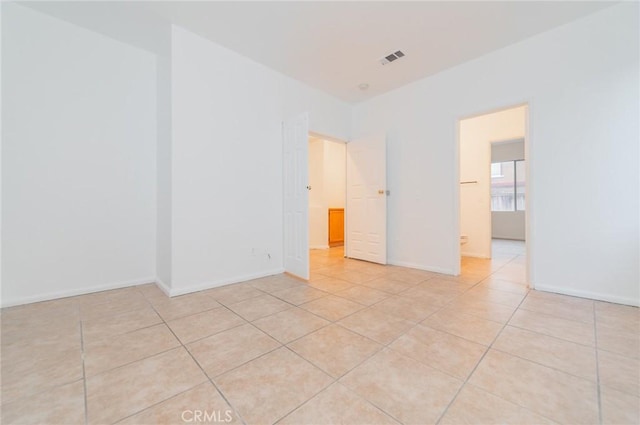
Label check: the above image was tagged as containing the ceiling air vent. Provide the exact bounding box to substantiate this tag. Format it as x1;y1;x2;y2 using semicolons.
380;50;405;66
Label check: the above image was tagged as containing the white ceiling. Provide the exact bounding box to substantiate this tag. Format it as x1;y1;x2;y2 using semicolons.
23;1;615;104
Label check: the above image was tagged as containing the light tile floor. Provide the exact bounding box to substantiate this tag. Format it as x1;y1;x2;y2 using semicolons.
2;240;639;424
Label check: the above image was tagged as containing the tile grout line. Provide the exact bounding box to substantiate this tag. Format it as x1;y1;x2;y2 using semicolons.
78;316;89;425
102;289;241;425
146;299;251;425
593;302;603;425
434;285;541;425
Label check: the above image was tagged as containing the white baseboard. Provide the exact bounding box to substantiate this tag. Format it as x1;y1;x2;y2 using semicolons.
155;278;171;297
0;276;157;308
166;268;286;297
309;245;330;250
534;283;640;307
387;259;455;276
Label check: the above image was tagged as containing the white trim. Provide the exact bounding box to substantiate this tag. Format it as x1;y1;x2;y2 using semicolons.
155;278;171;297
534;284;639;307
309;245;330;250
387;259;455;276
0;276;156;308
166;268;285;297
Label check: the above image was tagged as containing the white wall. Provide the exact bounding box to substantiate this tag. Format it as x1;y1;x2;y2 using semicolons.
1;4;157;306
308;139;346;249
169;26;350;295
460;106;526;258
156;50;173;290
324;140;346;209
353;3;639;305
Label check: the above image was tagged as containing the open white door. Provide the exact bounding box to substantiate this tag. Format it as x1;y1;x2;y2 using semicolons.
283;113;310;279
346;135;387;264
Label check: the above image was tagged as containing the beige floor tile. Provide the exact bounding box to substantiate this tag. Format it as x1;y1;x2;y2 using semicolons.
1;316;78;348
468;349;598;424
1;318;81;363
80;292;150;322
151;292;220;321
338;308;414;345
307;277;357;293
226;294;291;321
248;276;303;293
288;324;382;378
493;326;597;381
600;385;640;425
253;307;329;344
279;383;399;425
491;266;525;284
509;308;595;346
361;276;416;294
422;309;503;346
340;348;462;425
334;285;390;306
1;380;85;425
418;277;474;293
462;286;525;307
308;269;332;280
477;277;529;295
598;349;640;396
86;347;207;424
370;295;440;323
215;347;332;425
270;285;329;305
596;301;640;326
442;298;517;324
440;384;556;425
82;306;162;344
332;270;379;284
187;323;280;377
519;294;594;323
119;382;242;425
137;282;167;300
597;321;640;359
84;324;180;376
398;286;459;307
167;307;245;344
389;325;486;380
76;286;143;307
300;295;365;321
596;302;640;359
527;289;594;306
383;269;436;285
206;283;265;306
1;297;78;321
1;346;83;404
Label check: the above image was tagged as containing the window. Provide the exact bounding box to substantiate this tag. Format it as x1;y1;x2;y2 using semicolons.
491;160;525;211
490;163;503;177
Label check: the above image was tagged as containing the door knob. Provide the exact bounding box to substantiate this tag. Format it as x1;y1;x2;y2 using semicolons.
307;185;312;190
378;189;384;194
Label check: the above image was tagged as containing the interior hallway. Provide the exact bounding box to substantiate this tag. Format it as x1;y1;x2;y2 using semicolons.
1;242;638;424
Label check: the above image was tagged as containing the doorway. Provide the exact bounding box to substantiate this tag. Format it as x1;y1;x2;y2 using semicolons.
283;112;388;280
457;104;530;286
308;135;346;250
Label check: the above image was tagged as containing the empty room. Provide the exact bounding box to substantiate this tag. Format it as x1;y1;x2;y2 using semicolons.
1;2;638;424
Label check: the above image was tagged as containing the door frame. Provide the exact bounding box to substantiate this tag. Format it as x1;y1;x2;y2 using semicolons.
453;101;534;289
